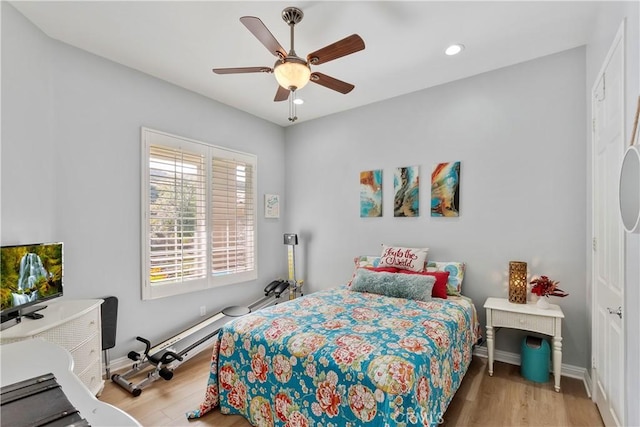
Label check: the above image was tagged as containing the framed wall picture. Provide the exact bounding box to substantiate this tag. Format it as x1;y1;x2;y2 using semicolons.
431;161;461;217
394;166;419;217
265;194;280;218
360;169;383;217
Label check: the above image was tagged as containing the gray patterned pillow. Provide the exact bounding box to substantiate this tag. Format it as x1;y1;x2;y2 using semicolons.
350;268;435;301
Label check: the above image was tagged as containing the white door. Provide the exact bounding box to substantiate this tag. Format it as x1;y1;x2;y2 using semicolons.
592;22;626;427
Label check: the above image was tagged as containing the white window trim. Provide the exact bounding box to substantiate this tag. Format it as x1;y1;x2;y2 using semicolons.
141;127;258;300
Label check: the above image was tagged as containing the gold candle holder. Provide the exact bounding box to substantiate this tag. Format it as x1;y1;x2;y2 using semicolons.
508;261;527;304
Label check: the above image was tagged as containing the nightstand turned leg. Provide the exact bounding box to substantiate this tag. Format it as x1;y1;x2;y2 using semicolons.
486;325;494;376
553;336;562;392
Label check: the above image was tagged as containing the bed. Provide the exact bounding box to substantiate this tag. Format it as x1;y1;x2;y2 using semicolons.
187;259;480;427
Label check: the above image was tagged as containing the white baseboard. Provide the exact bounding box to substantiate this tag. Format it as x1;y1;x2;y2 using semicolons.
583;367;593;398
103;355;139;377
472;346;589;388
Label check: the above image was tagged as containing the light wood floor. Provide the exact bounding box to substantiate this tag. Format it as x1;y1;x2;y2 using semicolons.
99;346;603;426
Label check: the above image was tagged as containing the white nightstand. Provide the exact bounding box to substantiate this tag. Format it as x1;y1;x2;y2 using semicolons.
484;297;565;392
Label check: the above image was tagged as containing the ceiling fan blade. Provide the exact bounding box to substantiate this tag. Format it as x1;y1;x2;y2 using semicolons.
310;73;355;94
274;86;290;102
212;66;272;74
307;34;365;66
240;16;287;58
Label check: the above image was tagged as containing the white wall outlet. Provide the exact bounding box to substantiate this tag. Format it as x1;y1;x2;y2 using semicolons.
200;306;206;317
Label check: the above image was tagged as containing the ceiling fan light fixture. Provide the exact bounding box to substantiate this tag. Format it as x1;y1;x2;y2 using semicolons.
274;57;311;91
215;8;365;123
445;44;465;56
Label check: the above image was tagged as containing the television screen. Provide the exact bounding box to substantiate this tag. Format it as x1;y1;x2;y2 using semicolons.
0;242;63;319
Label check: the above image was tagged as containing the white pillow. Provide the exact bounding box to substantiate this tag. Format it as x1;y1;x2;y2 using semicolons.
379;245;428;272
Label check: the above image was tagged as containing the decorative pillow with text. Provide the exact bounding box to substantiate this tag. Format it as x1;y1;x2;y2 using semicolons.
379;245;428;272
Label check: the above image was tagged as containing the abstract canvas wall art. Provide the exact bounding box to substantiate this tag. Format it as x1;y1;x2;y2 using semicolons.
360;170;383;217
431;161;461;217
394;166;419;217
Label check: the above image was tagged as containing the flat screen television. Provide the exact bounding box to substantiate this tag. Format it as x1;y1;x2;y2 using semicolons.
1;242;63;328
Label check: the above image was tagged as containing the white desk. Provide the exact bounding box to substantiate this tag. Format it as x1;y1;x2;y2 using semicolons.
484;297;565;391
0;338;140;426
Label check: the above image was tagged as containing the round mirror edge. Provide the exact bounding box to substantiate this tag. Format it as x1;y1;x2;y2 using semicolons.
619;144;640;233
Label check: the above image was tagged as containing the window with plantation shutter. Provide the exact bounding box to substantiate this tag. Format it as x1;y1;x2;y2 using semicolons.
141;128;257;300
211;158;255;276
148;145;207;285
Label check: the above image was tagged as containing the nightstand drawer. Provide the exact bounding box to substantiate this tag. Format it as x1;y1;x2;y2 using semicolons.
492;310;556;335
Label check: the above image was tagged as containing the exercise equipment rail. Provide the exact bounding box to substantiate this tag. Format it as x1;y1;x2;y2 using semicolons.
111;282;289;397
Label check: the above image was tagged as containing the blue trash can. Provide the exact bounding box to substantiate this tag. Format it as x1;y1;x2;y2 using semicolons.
521;336;550;383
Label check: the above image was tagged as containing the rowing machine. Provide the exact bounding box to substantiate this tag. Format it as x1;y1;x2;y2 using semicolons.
111;281;289;396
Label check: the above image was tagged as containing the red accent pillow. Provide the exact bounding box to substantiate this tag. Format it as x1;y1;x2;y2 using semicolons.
363;266;400;273
397;270;450;299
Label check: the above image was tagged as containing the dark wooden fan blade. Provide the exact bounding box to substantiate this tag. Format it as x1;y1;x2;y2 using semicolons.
274;85;290;102
212;67;272;74
240;16;287;58
310;72;355;94
307;34;365;66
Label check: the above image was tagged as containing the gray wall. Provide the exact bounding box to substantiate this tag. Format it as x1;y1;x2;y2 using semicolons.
1;1;55;241
585;2;640;425
1;3;288;359
3;1;639;422
284;47;589;368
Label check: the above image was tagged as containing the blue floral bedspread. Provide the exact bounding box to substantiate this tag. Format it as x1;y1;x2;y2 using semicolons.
187;287;479;426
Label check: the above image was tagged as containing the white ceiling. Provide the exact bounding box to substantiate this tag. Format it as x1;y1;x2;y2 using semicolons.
11;1;601;127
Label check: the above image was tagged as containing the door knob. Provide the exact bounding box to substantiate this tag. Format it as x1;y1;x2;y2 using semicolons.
607;306;623;319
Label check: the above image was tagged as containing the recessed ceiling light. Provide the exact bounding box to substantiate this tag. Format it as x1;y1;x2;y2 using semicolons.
293;98;304;105
445;44;465;56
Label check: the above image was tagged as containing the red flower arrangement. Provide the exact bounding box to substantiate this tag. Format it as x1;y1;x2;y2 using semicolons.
530;276;569;298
